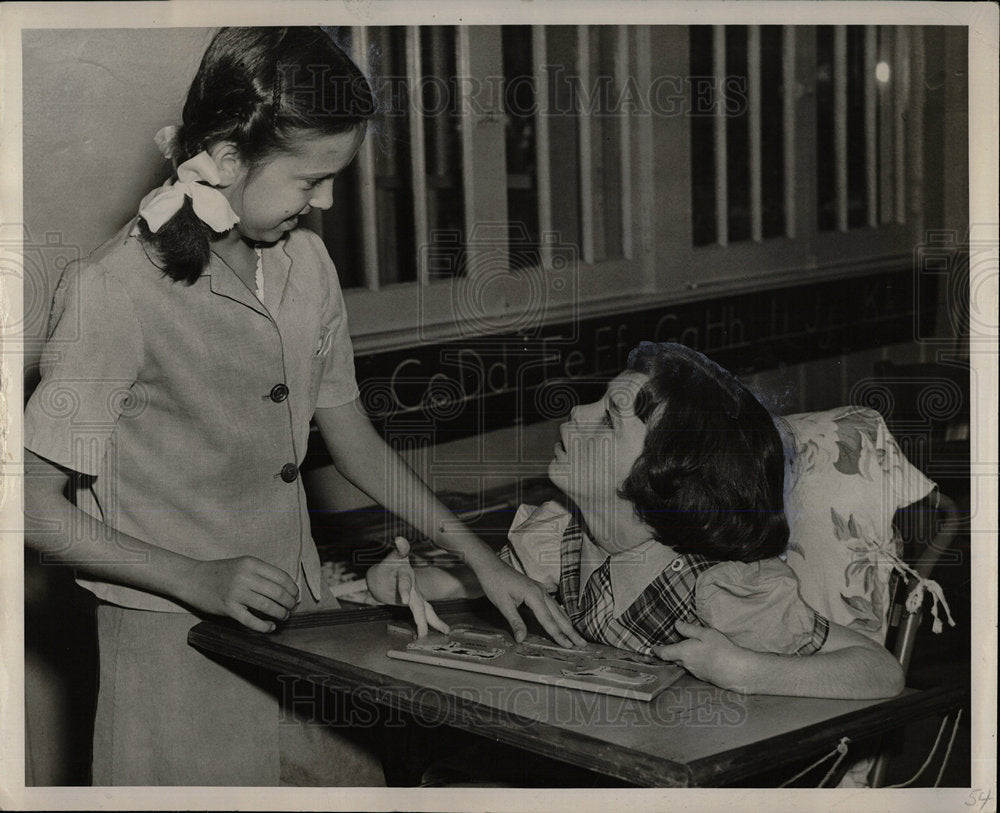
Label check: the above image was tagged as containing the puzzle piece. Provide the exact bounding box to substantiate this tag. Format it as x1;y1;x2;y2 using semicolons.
589;649;661;666
406;640;506;660
449;625;513;646
516;643;582;664
561;664;658;686
521;634;594;655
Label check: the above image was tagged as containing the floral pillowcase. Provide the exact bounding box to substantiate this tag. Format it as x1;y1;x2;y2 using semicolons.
777;406;940;643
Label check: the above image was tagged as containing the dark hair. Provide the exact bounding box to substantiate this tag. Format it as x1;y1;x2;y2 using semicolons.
139;27;374;283
618;342;789;562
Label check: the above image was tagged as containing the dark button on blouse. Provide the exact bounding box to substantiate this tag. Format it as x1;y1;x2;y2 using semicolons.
269;384;289;403
279;463;298;483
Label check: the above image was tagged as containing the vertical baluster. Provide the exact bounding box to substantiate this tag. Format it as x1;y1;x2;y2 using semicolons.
635;25;654;276
406;27;430;285
782;26;796;239
908;28;924;234
713;25;728;246
834;25;848;232
577;24;595;264
351;27;379;290
894;27;908;224
865;25;879;227
456;27;477;252
617;26;633;259
748;25;763;243
533;26;553;268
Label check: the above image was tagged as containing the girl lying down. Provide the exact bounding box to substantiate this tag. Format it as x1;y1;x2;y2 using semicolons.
367;342;904;700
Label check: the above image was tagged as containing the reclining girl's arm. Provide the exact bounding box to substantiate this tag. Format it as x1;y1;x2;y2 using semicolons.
653;619;905;699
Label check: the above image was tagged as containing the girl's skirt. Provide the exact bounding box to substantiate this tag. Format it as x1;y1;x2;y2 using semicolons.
92;599;386;786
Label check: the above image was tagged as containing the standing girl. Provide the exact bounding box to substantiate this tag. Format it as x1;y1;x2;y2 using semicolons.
23;26;580;786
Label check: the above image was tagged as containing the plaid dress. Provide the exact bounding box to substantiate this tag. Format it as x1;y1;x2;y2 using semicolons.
502;509;829;656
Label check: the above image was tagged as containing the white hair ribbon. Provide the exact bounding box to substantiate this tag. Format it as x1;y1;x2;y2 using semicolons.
137;151;240;234
153;125;182;162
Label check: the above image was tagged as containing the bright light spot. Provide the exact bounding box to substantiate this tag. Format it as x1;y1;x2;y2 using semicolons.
875;62;891;83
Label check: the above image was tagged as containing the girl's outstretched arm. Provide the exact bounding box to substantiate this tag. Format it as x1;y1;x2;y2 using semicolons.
314;401;587;647
652;619;905;699
23;450;299;632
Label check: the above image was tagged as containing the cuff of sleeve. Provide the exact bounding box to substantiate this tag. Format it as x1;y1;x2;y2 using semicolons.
315;385;362;409
498;543;514;569
795;612;831;655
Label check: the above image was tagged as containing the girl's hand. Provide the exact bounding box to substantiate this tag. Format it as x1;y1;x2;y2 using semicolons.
180;556;300;633
473;555;587;648
366;537;449;638
652;619;750;691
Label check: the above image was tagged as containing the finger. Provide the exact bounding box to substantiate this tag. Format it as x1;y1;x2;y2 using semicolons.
248;575;298;612
243;591;289;621
396;568;413;606
522;591;585;648
231;605;276;634
423;600;451;635
408;591;429;638
248;559;300;601
673;620;705;639
393;536;411;557
652;644;683;663
494;599;527;643
541;595;588;647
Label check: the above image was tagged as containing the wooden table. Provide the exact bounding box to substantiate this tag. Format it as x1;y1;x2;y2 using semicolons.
188;600;967;787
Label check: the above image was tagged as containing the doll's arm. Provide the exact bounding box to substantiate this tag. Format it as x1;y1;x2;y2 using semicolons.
652;619;905;699
314;402;586;647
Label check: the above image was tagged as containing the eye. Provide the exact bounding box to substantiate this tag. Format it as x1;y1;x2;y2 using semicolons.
303;178;323;190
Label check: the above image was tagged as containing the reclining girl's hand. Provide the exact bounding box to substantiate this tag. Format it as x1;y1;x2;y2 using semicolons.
652;619;749;691
366;537;450;638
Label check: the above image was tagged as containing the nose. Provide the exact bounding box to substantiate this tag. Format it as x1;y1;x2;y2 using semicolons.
309;178;334;211
572;399;603;425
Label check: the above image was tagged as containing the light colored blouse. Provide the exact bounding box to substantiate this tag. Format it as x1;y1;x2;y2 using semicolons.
24;224;358;611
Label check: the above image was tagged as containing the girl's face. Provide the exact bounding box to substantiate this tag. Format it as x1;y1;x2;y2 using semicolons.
548;370;652;553
226;126;365;243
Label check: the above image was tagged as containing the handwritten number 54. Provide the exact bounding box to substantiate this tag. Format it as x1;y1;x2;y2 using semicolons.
966;787;995;811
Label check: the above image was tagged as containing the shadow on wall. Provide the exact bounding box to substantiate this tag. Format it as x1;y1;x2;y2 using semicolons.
24;553;98;785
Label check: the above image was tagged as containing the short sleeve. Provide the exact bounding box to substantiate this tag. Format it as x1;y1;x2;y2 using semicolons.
499;501;570;594
24;264;143;475
695;559;830;655
307;232;359;408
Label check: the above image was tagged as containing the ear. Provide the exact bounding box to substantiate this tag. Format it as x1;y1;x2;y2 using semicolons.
206;141;245;187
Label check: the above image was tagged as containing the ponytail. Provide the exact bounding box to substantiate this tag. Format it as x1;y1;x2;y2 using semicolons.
136;198;214;285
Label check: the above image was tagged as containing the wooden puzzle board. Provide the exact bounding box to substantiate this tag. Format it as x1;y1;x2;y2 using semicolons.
386;622;685;701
